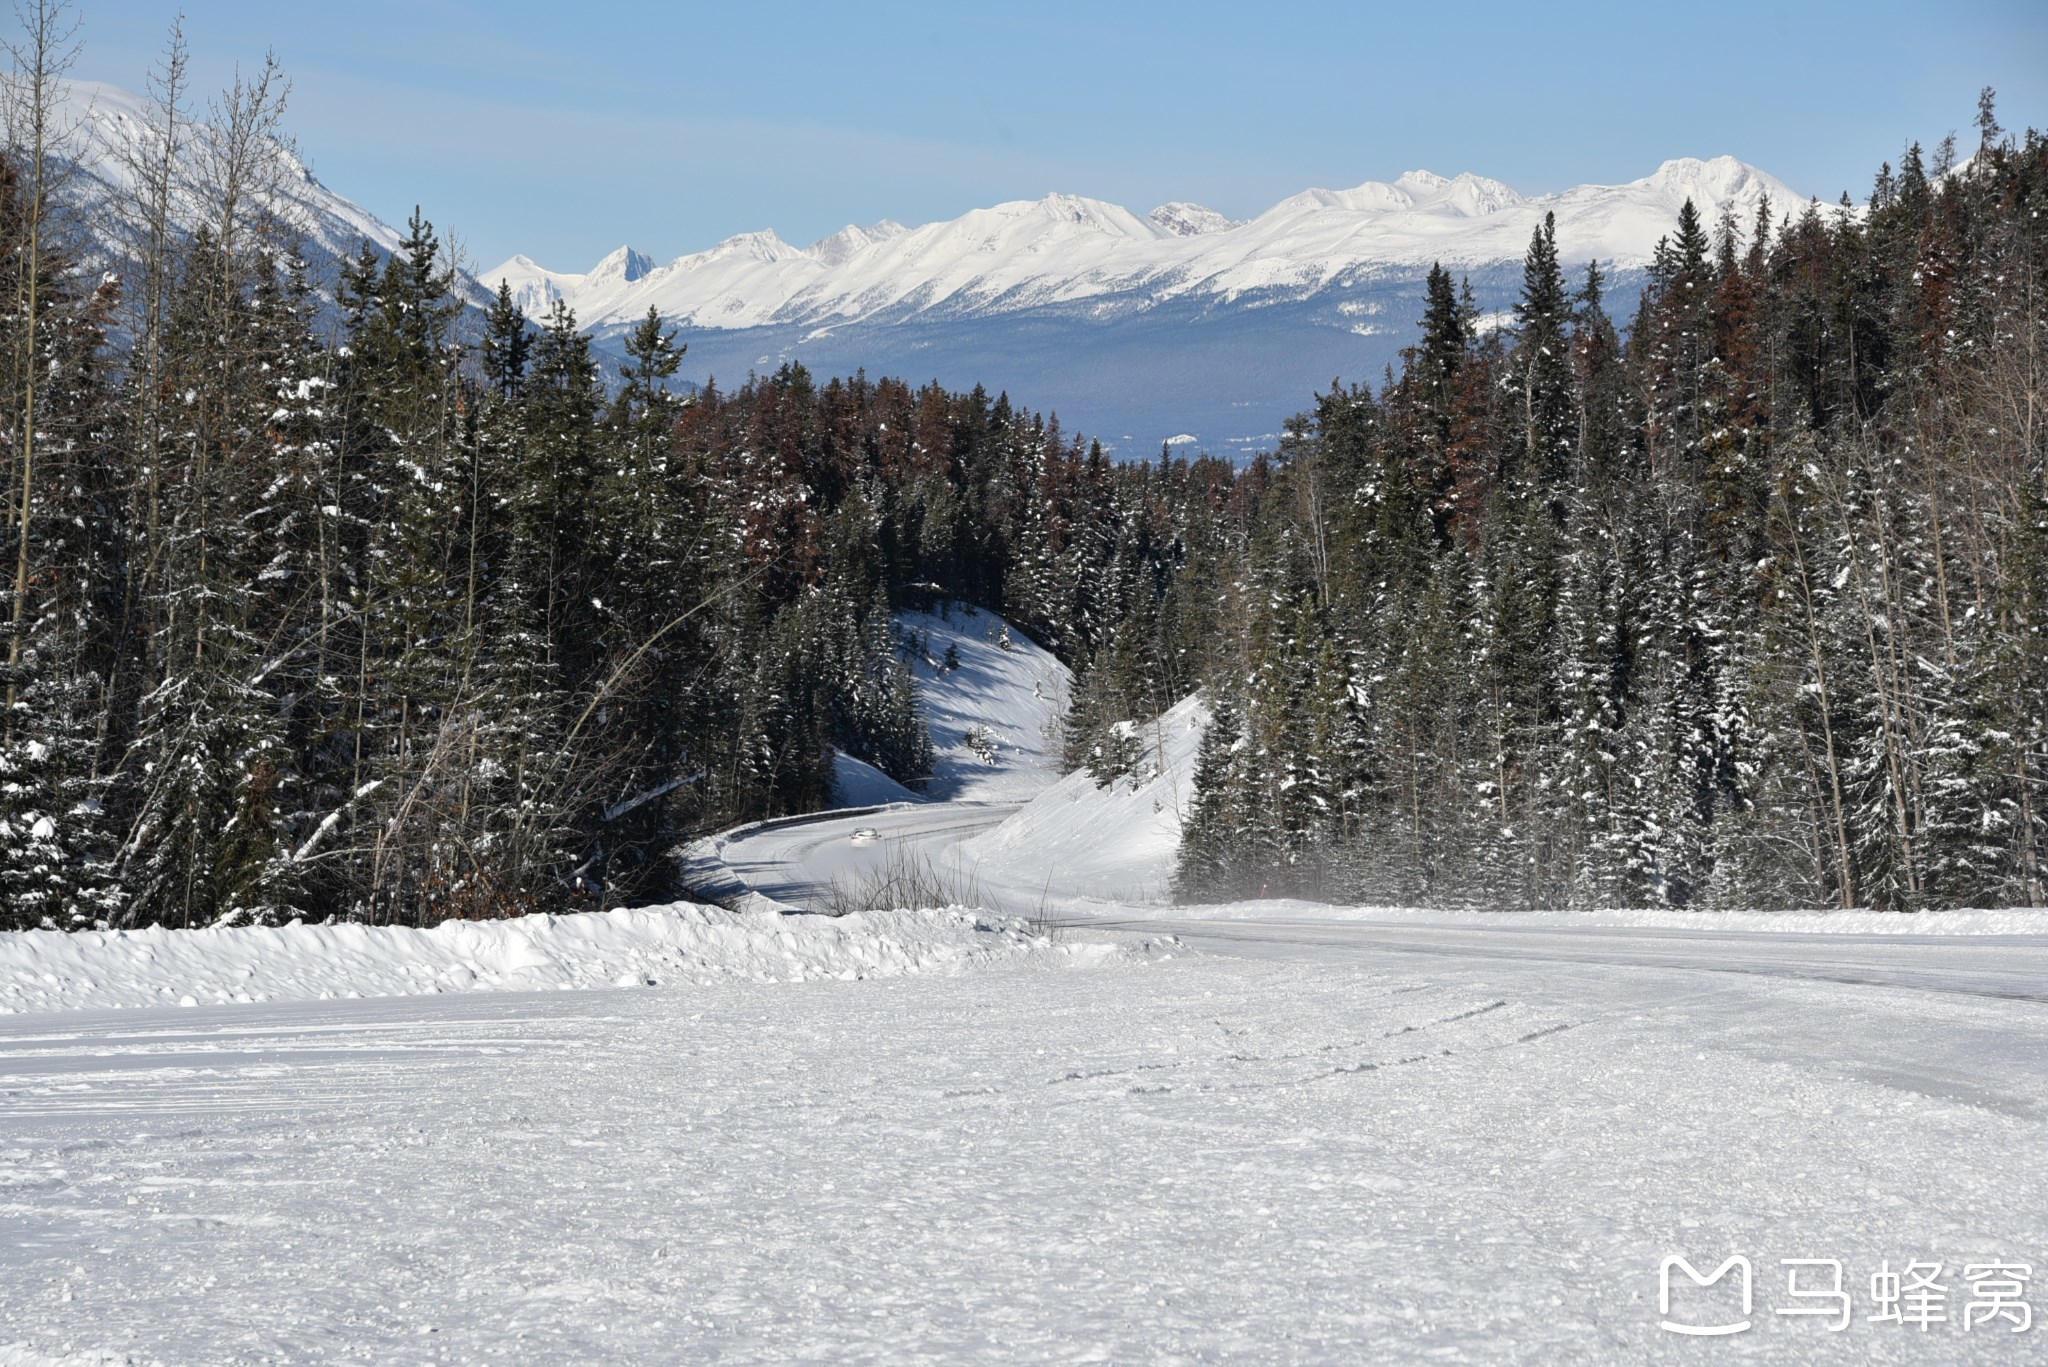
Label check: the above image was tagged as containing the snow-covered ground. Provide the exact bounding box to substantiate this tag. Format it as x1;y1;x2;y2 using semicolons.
6;940;2046;1364
10;609;2048;1362
0;904;1127;1015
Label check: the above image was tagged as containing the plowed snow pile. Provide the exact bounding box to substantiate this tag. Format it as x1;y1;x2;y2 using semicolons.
0;905;1135;1015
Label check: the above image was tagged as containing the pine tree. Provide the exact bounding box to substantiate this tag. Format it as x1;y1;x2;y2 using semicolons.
1510;212;1577;497
1175;687;1253;902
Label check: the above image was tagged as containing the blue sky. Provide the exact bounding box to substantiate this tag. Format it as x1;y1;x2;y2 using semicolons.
73;0;2048;271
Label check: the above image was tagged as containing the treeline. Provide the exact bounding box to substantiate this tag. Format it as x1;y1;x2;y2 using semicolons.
1131;100;2048;911
0;14;1239;929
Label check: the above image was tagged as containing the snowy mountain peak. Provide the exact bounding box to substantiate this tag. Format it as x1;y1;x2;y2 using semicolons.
1346;171;1524;217
61;78;155;148
1650;154;1750;187
703;228;803;262
588;245;654;285
1147;202;1240;237
1269;169;1518;220
474;254;578;317
1421;172;1524;217
1274;179;1417;215
1015;192;1163;238
1640;156;1804;218
809;220;909;266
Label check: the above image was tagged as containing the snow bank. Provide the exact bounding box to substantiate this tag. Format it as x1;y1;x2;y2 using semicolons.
0;904;1134;1016
831;750;926;806
966;692;1207;906
899;604;1069;801
1166;900;2048;935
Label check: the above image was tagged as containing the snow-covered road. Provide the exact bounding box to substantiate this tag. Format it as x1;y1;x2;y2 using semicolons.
6;942;2047;1363
716;803;1020;913
720;804;2048;1006
1090;915;2048;1005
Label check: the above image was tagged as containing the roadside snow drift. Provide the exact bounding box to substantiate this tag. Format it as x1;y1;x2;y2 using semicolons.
966;692;1207;906
0;905;1134;1015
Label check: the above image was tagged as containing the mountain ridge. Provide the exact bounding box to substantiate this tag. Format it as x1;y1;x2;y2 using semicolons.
479;154;1806;338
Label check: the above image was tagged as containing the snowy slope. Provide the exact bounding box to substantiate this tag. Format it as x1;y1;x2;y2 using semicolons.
829;752;925;806
56;79;504;340
820;604;1069;807
964;692;1208;906
896;605;1069;802
59;79;404;267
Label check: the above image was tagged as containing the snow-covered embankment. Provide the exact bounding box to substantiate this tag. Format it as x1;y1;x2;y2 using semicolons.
963;692;1208;908
0;904;1126;1015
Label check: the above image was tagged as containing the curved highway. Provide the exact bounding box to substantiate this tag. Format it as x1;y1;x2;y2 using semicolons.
714;797;2048;1129
715;801;2048;1005
716;802;1021;912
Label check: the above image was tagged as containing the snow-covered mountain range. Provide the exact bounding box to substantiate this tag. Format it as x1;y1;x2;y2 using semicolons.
60;77;1807;456
481;157;1802;454
482;158;1797;338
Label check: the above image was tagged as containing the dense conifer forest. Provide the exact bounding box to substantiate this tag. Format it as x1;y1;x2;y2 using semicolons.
1;7;2042;925
1154;100;2048;912
0;18;1218;928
